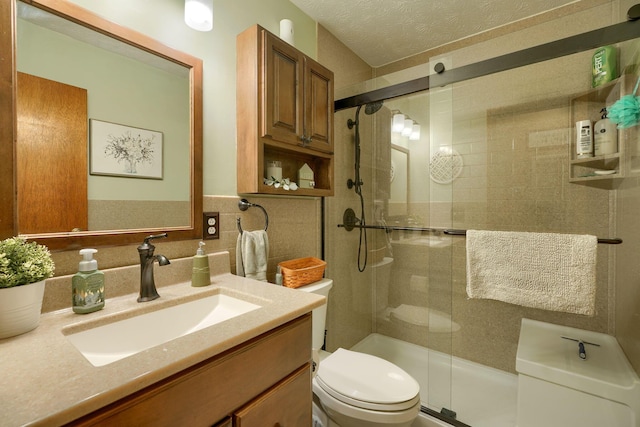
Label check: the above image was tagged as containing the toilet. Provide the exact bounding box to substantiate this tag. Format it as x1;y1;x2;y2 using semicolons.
297;278;421;427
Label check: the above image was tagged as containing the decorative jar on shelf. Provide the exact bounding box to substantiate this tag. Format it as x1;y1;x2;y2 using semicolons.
0;237;54;339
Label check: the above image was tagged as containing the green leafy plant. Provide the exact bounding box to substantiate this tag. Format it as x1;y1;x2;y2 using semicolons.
0;237;54;288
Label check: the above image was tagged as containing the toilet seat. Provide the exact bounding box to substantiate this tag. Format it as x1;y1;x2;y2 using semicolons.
315;348;420;411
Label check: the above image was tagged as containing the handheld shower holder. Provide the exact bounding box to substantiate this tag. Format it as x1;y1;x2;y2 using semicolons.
347;178;363;190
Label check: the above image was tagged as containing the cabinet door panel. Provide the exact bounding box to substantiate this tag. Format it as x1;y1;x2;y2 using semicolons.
262;32;302;145
304;59;334;153
234;365;311;427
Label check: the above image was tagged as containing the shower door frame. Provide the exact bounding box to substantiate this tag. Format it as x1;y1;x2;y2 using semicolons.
334;18;640;112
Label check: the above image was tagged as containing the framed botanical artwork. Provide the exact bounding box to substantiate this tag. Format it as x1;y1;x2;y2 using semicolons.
89;119;163;179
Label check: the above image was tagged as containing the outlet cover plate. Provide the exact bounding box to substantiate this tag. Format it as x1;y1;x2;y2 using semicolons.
203;212;219;240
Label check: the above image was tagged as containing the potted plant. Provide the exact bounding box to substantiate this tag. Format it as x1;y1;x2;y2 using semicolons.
0;237;55;339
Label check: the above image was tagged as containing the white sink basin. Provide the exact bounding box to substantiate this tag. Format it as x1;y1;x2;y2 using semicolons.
64;292;261;367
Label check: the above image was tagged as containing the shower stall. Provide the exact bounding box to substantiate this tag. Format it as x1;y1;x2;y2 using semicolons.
323;3;640;427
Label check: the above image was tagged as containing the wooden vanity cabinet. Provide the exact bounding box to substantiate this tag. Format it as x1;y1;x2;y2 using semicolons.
68;314;312;427
237;24;334;196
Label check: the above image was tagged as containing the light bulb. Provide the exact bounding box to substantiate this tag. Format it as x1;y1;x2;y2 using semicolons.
409;124;421;140
392;113;405;133
185;0;213;32
401;119;413;136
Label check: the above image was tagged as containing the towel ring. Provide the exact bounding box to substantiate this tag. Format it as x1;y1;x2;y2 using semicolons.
237;198;269;234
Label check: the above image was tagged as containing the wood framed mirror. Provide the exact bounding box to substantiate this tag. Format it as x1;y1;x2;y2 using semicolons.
0;0;203;250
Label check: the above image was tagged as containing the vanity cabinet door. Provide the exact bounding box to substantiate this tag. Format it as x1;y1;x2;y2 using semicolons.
262;31;333;154
262;32;304;147
302;58;333;154
233;364;312;427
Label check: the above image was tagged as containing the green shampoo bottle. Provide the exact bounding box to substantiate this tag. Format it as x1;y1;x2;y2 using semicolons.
72;249;105;314
592;45;617;88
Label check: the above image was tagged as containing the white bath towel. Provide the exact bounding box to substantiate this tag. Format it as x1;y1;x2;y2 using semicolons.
236;230;269;281
466;230;597;316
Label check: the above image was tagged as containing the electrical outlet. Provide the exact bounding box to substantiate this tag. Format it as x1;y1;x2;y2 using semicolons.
203;212;219;240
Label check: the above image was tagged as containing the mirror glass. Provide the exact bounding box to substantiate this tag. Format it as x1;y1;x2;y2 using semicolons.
6;0;203;249
389;144;409;217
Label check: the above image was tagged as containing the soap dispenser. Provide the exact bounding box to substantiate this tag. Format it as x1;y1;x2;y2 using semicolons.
192;241;211;287
72;249;105;314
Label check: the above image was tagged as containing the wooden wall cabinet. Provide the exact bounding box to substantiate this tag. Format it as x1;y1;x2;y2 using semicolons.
569;73;638;189
68;314;312;427
237;25;334;196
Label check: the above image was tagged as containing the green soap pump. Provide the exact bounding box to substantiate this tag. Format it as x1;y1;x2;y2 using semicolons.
192;241;211;287
72;248;105;314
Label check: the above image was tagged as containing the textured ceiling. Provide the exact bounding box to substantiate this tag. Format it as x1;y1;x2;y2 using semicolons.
289;0;578;67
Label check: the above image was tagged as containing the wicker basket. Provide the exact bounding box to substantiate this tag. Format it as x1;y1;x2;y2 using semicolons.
278;257;326;289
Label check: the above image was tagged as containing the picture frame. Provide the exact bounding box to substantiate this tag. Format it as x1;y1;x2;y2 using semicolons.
90;119;163;179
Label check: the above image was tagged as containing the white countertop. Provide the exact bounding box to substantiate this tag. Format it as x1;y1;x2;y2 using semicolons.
0;271;324;427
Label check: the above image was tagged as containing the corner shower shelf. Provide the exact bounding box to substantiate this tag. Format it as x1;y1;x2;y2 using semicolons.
569;74;638;189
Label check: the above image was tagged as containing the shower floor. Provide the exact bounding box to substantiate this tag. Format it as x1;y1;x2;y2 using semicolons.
351;333;518;427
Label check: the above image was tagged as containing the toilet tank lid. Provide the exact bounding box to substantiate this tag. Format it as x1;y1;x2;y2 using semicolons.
317;348;419;404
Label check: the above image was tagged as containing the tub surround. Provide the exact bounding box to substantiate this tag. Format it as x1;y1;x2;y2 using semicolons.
0;251;324;427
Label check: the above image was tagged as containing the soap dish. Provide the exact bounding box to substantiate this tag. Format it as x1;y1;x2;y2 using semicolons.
594;170;616;175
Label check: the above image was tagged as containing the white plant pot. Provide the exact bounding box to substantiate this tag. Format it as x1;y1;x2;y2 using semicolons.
0;280;46;339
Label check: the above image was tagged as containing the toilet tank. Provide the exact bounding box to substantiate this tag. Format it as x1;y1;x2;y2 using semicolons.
295;278;332;350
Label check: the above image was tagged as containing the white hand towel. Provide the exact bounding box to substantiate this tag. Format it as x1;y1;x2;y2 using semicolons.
466;230;597;316
236;230;269;282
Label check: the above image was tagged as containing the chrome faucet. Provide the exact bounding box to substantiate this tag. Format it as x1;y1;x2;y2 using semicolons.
137;233;170;302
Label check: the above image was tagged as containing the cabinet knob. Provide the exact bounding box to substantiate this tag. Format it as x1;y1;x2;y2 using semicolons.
300;135;312;146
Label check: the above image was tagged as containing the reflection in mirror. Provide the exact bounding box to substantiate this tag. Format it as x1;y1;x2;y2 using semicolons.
389;144;409;217
18;2;190;233
2;0;203;249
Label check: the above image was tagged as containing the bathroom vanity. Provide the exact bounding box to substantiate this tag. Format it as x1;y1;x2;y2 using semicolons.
0;252;324;427
71;315;312;426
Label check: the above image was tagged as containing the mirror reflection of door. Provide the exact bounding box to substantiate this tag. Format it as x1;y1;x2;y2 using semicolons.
17;72;88;233
389;144;409;217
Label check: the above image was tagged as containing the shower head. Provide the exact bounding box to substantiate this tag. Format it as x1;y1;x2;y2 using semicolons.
347;100;384;129
364;100;384;115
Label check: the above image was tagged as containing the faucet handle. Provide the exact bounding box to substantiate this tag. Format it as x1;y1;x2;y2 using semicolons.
143;233;168;245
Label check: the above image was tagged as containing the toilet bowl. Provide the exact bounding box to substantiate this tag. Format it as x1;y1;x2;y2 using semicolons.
297;278;421;427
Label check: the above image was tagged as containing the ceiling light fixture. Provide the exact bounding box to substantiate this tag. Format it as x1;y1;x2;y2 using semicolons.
185;0;213;32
